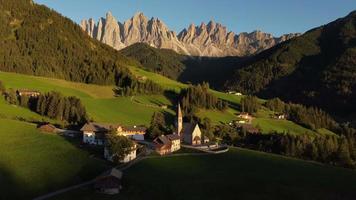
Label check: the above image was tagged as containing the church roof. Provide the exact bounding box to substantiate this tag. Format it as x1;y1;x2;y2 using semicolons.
181;123;198;136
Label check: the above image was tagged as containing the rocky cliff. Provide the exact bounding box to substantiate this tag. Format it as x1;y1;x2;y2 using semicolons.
81;12;299;57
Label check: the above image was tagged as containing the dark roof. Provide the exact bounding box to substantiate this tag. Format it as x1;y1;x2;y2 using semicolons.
97;168;123;179
166;134;180;141
80;123;110;132
181;123;198;136
158;135;171;145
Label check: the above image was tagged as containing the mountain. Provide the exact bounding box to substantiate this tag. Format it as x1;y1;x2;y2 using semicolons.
81;12;299;57
0;0;139;85
224;11;356;116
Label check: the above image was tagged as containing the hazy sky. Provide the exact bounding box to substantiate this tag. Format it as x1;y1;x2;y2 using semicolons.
34;0;356;36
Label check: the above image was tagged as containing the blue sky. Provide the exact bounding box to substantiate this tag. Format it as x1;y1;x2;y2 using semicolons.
34;0;356;36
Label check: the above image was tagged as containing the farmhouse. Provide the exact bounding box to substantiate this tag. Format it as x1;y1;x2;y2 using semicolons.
176;103;202;145
94;168;123;195
236;112;253;124
16;89;40;97
81;122;146;145
154;135;172;155
154;134;181;155
166;134;181;152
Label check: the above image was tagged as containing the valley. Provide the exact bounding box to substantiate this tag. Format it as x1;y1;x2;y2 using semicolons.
0;0;355;199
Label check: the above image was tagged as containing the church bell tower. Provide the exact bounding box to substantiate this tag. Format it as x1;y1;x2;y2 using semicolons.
176;103;183;136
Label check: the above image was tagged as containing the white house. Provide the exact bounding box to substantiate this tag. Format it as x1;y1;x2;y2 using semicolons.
166;134;181;152
81;123;146;145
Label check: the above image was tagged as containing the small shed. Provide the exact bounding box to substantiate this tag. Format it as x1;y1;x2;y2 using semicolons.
38;124;57;133
94;168;123;195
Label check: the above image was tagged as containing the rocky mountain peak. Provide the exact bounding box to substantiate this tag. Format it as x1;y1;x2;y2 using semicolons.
81;12;300;56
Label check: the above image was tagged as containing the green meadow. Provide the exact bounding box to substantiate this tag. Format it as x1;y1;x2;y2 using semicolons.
53;148;356;200
0;70;335;134
0;118;109;199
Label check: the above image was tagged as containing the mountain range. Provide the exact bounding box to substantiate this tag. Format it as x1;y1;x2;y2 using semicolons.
80;12;299;57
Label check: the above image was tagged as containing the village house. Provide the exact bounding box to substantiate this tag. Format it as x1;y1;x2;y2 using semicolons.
166;134;181;152
236;112;253;124
80;122;146;145
153;134;181;155
104;143;137;163
176;103;202;145
16;89;40;97
154;136;172;155
272;113;286;120
94;168;123;195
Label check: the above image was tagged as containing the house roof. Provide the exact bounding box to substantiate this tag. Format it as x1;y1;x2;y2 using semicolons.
166;134;180;141
17;89;40;93
154;135;171;145
97;168;123;179
80;122;146;133
181;123;198;137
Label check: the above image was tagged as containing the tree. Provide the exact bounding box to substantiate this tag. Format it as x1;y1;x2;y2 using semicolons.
241;95;260;113
146;112;167;139
337;136;353;167
106;132;135;163
5;88;18;105
0;80;5;94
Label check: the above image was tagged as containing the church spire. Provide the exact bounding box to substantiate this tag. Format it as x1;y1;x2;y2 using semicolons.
177;102;183;136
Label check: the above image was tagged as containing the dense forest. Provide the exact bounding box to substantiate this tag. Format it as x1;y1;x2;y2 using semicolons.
224;11;356;116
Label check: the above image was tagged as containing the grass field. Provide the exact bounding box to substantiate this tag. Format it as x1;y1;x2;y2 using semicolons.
52;148;356;200
0;70;335;134
0;118;110;200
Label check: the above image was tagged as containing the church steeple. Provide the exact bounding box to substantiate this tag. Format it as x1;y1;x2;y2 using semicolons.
177;103;183;136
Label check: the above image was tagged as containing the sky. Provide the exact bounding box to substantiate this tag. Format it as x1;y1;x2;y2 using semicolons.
34;0;356;36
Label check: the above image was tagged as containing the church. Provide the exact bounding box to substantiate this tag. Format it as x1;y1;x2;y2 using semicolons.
176;103;202;145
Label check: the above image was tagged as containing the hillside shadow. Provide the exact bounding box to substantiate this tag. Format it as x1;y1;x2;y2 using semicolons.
0;162;31;199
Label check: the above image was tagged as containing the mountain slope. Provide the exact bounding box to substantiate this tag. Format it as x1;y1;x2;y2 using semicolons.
119;43;244;88
81;12;299;57
0;0;138;85
225;11;356;116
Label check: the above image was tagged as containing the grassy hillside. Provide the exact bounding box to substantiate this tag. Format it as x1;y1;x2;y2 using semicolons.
53;148;356;200
0;70;334;135
0;118;109;199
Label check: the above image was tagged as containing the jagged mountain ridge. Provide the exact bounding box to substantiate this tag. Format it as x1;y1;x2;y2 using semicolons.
81;12;299;57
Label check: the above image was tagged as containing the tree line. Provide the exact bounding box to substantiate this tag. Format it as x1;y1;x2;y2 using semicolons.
213;123;356;169
2;86;87;125
180;83;228;117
